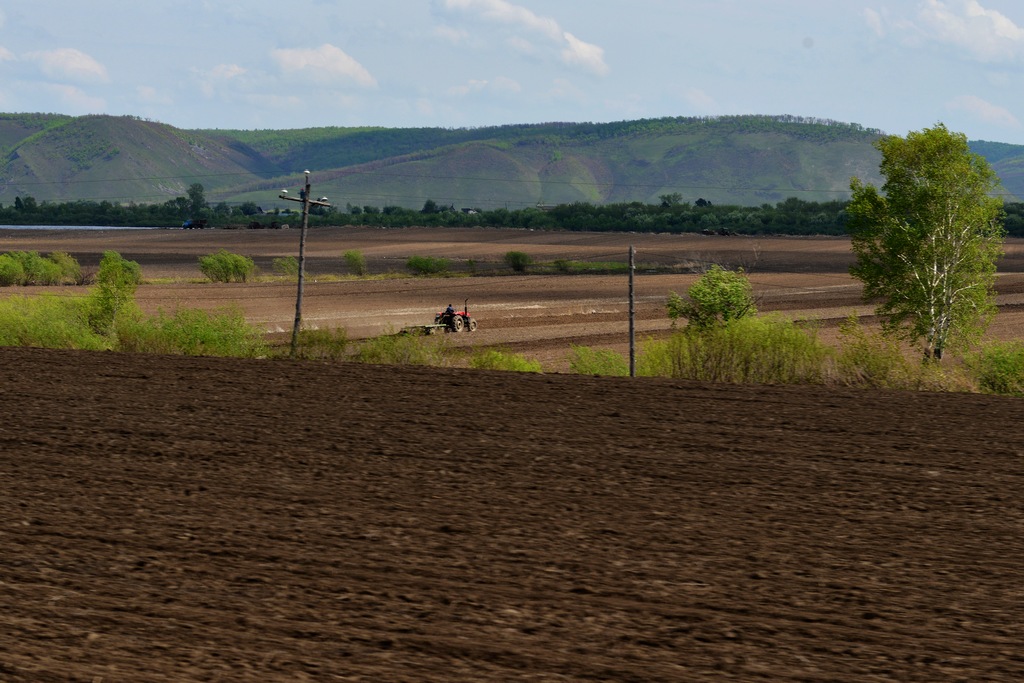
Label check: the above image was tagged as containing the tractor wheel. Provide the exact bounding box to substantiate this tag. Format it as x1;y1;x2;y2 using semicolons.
450;315;464;332
467;318;478;332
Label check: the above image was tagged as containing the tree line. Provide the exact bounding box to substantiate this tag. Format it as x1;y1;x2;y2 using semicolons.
4;183;1024;238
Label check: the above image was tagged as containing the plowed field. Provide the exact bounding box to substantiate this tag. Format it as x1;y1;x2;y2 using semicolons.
2;227;1024;681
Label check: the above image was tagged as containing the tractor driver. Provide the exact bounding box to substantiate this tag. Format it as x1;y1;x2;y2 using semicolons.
444;303;455;318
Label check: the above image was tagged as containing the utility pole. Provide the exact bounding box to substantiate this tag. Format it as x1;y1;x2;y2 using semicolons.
629;245;636;378
279;171;330;358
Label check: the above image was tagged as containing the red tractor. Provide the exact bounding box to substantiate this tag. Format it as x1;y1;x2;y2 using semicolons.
435;299;478;333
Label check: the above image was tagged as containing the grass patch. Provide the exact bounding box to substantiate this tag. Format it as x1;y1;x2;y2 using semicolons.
567;345;629;376
468;348;542;372
352;330;453;366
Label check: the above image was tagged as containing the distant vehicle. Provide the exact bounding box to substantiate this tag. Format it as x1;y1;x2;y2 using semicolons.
182;219;208;229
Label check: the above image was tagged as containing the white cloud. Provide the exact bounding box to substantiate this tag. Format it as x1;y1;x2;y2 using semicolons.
947;94;1020;127
562;32;609;77
434;25;470;44
271;44;377;87
917;0;1024;62
448;76;522;97
136;85;172;106
42;83;105;112
25;48;109;83
864;8;885;38
684;87;718;112
0;46;15;62
442;0;609;76
210;64;247;80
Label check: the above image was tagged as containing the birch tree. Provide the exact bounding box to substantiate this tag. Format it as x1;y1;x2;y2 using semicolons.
847;124;1005;361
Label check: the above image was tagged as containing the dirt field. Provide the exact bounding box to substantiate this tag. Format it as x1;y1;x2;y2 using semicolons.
2;227;1024;681
3;226;1024;370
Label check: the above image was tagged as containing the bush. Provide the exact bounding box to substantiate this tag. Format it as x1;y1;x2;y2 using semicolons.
469;349;542;372
293;327;349;360
0;294;108;350
832;315;915;389
114;307;267;357
344;250;368;276
272;255;299;277
668;265;756;329
568;345;629;376
0;253;26;286
966;341;1024;395
48;251;82;284
406;255;449;275
0;251;70;285
504;251;532;273
640;316;829;384
353;332;451;365
199;250;256;283
89;251;142;333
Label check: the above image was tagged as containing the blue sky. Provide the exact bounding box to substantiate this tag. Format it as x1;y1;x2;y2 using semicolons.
2;0;1023;143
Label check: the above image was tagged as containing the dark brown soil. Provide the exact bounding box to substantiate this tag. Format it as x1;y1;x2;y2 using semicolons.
3;346;1024;681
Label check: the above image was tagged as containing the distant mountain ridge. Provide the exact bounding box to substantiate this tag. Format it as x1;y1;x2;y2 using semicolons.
2;113;1023;209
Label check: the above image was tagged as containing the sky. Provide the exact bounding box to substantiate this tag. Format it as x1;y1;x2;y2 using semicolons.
2;0;1024;144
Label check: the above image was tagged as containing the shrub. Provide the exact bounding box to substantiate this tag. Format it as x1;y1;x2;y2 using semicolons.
0;253;26;286
272;255;299;277
640;316;829;385
406;255;449;275
0;294;108;350
568;345;629;376
0;251;65;285
504;251;532;273
89;251;142;333
199;250;256;283
668;265;756;329
48;251;82;284
114;307;267;357
343;250;368;276
832;315;915;389
469;349;542;372
293;327;349;360
353;331;451;365
965;341;1024;395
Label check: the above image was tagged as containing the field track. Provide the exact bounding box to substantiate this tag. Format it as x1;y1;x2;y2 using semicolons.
3;346;1024;681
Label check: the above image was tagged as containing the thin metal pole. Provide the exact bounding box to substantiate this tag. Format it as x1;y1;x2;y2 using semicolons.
629;244;636;378
290;173;311;358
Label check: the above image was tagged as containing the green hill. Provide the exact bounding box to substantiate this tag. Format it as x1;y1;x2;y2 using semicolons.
3;113;1024;210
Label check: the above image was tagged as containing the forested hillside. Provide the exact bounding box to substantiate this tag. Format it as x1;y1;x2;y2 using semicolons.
3;113;1024;214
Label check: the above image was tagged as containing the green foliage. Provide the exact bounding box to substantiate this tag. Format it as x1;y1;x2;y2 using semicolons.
272;255;299;277
89;251;142;333
292;327;349;360
0;294;108;350
639;316;829;384
0;253;26;286
668;266;756;329
832;315;916;389
965;342;1024;396
0;251;81;285
567;346;629;376
114;307;267;357
847;123;1005;361
406;255;450;275
47;251;82;283
353;332;451;366
468;349;542;373
199;250;256;283
343;249;368;276
503;250;532;273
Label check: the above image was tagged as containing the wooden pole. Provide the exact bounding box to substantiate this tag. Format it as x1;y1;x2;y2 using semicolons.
290;173;311;357
279;172;330;359
629;244;636;378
